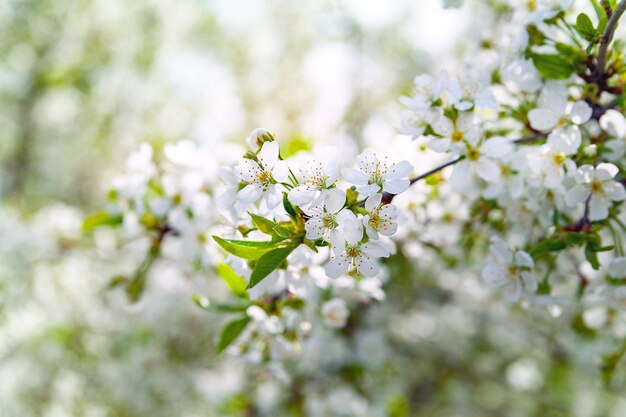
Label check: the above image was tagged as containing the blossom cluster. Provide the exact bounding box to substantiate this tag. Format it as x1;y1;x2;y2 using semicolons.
84;0;626;387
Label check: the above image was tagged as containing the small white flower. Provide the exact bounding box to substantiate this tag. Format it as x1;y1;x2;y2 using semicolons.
362;194;399;239
527;81;591;132
325;239;390;278
450;136;514;192
429;112;480;154
482;238;537;302
247;305;284;335
527;126;580;188
288;155;339;207
565;163;626;221
502;58;542;93
341;150;413;197
400;70;463;111
303;189;361;250
321;298;350;329
237;141;289;208
609;257;626;279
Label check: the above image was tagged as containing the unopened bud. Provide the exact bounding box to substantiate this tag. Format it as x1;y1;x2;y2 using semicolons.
246;128;274;149
583;144;597;157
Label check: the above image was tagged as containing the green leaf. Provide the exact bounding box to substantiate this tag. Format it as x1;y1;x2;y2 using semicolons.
217;263;249;299
530;53;578;79
249;212;277;235
83;211;123;231
283;193;297;218
191;294;249;313
590;0;608;33
249;212;291;241
273;224;292;239
217;316;250;353
585;243;601;269
212;236;278;260
575;13;597;41
249;244;298;288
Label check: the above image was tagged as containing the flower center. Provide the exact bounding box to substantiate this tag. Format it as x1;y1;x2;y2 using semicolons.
591;180;603;194
467;147;480;161
322;214;338;229
508;265;518;276
451;131;464;142
256;170;272;185
501;165;510;177
527;0;536;11
369;163;386;185
552;153;566;166
369;211;381;230
345;245;361;259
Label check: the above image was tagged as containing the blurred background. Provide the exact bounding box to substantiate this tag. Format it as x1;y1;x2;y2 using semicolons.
2;0;626;416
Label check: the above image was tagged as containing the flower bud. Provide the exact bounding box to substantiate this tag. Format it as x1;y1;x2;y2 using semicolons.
246;128;274;150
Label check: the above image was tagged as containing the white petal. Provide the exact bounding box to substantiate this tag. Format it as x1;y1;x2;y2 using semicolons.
382;179;410;194
482;264;507;287
341;168;369;185
515;251;534;268
264;185;282;208
568;101;592;125
588;195;609;221
288;185;316;207
428;137;451;153
595;163;619;180
356;256;379;277
565;185;589;207
450;161;473;191
356;150;379;175
528;108;558;131
237;184;262;203
490;239;513;264
378;222;398;236
600;110;626;137
324;188;347;213
272;160;290;182
384;160;413;179
257;141;279;169
342;222;364;245
476;158;501;182
481;136;513;159
547;126;581;155
605;181;626;202
304;218;325;240
361;242;390;258
238;159;261;182
521;271;537;293
325;255;351;278
365;193;382;211
357;183;382;197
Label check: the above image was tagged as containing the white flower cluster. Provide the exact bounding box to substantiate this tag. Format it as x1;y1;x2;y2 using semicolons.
397;0;626;307
221;129;413;280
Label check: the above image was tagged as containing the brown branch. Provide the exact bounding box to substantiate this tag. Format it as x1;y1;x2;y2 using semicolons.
382;156;464;204
597;0;626;78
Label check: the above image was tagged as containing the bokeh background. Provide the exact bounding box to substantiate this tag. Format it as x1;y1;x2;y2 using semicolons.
2;0;626;416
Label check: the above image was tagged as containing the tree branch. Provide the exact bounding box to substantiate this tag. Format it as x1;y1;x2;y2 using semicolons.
381;133;545;204
382;156;464;204
597;0;626;77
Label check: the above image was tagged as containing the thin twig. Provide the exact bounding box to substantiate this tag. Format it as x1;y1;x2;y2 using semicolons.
382;156;464;204
597;0;626;77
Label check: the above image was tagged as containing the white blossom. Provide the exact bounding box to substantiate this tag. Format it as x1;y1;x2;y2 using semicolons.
341;150;413;197
565;163;626;221
321;298;350;329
